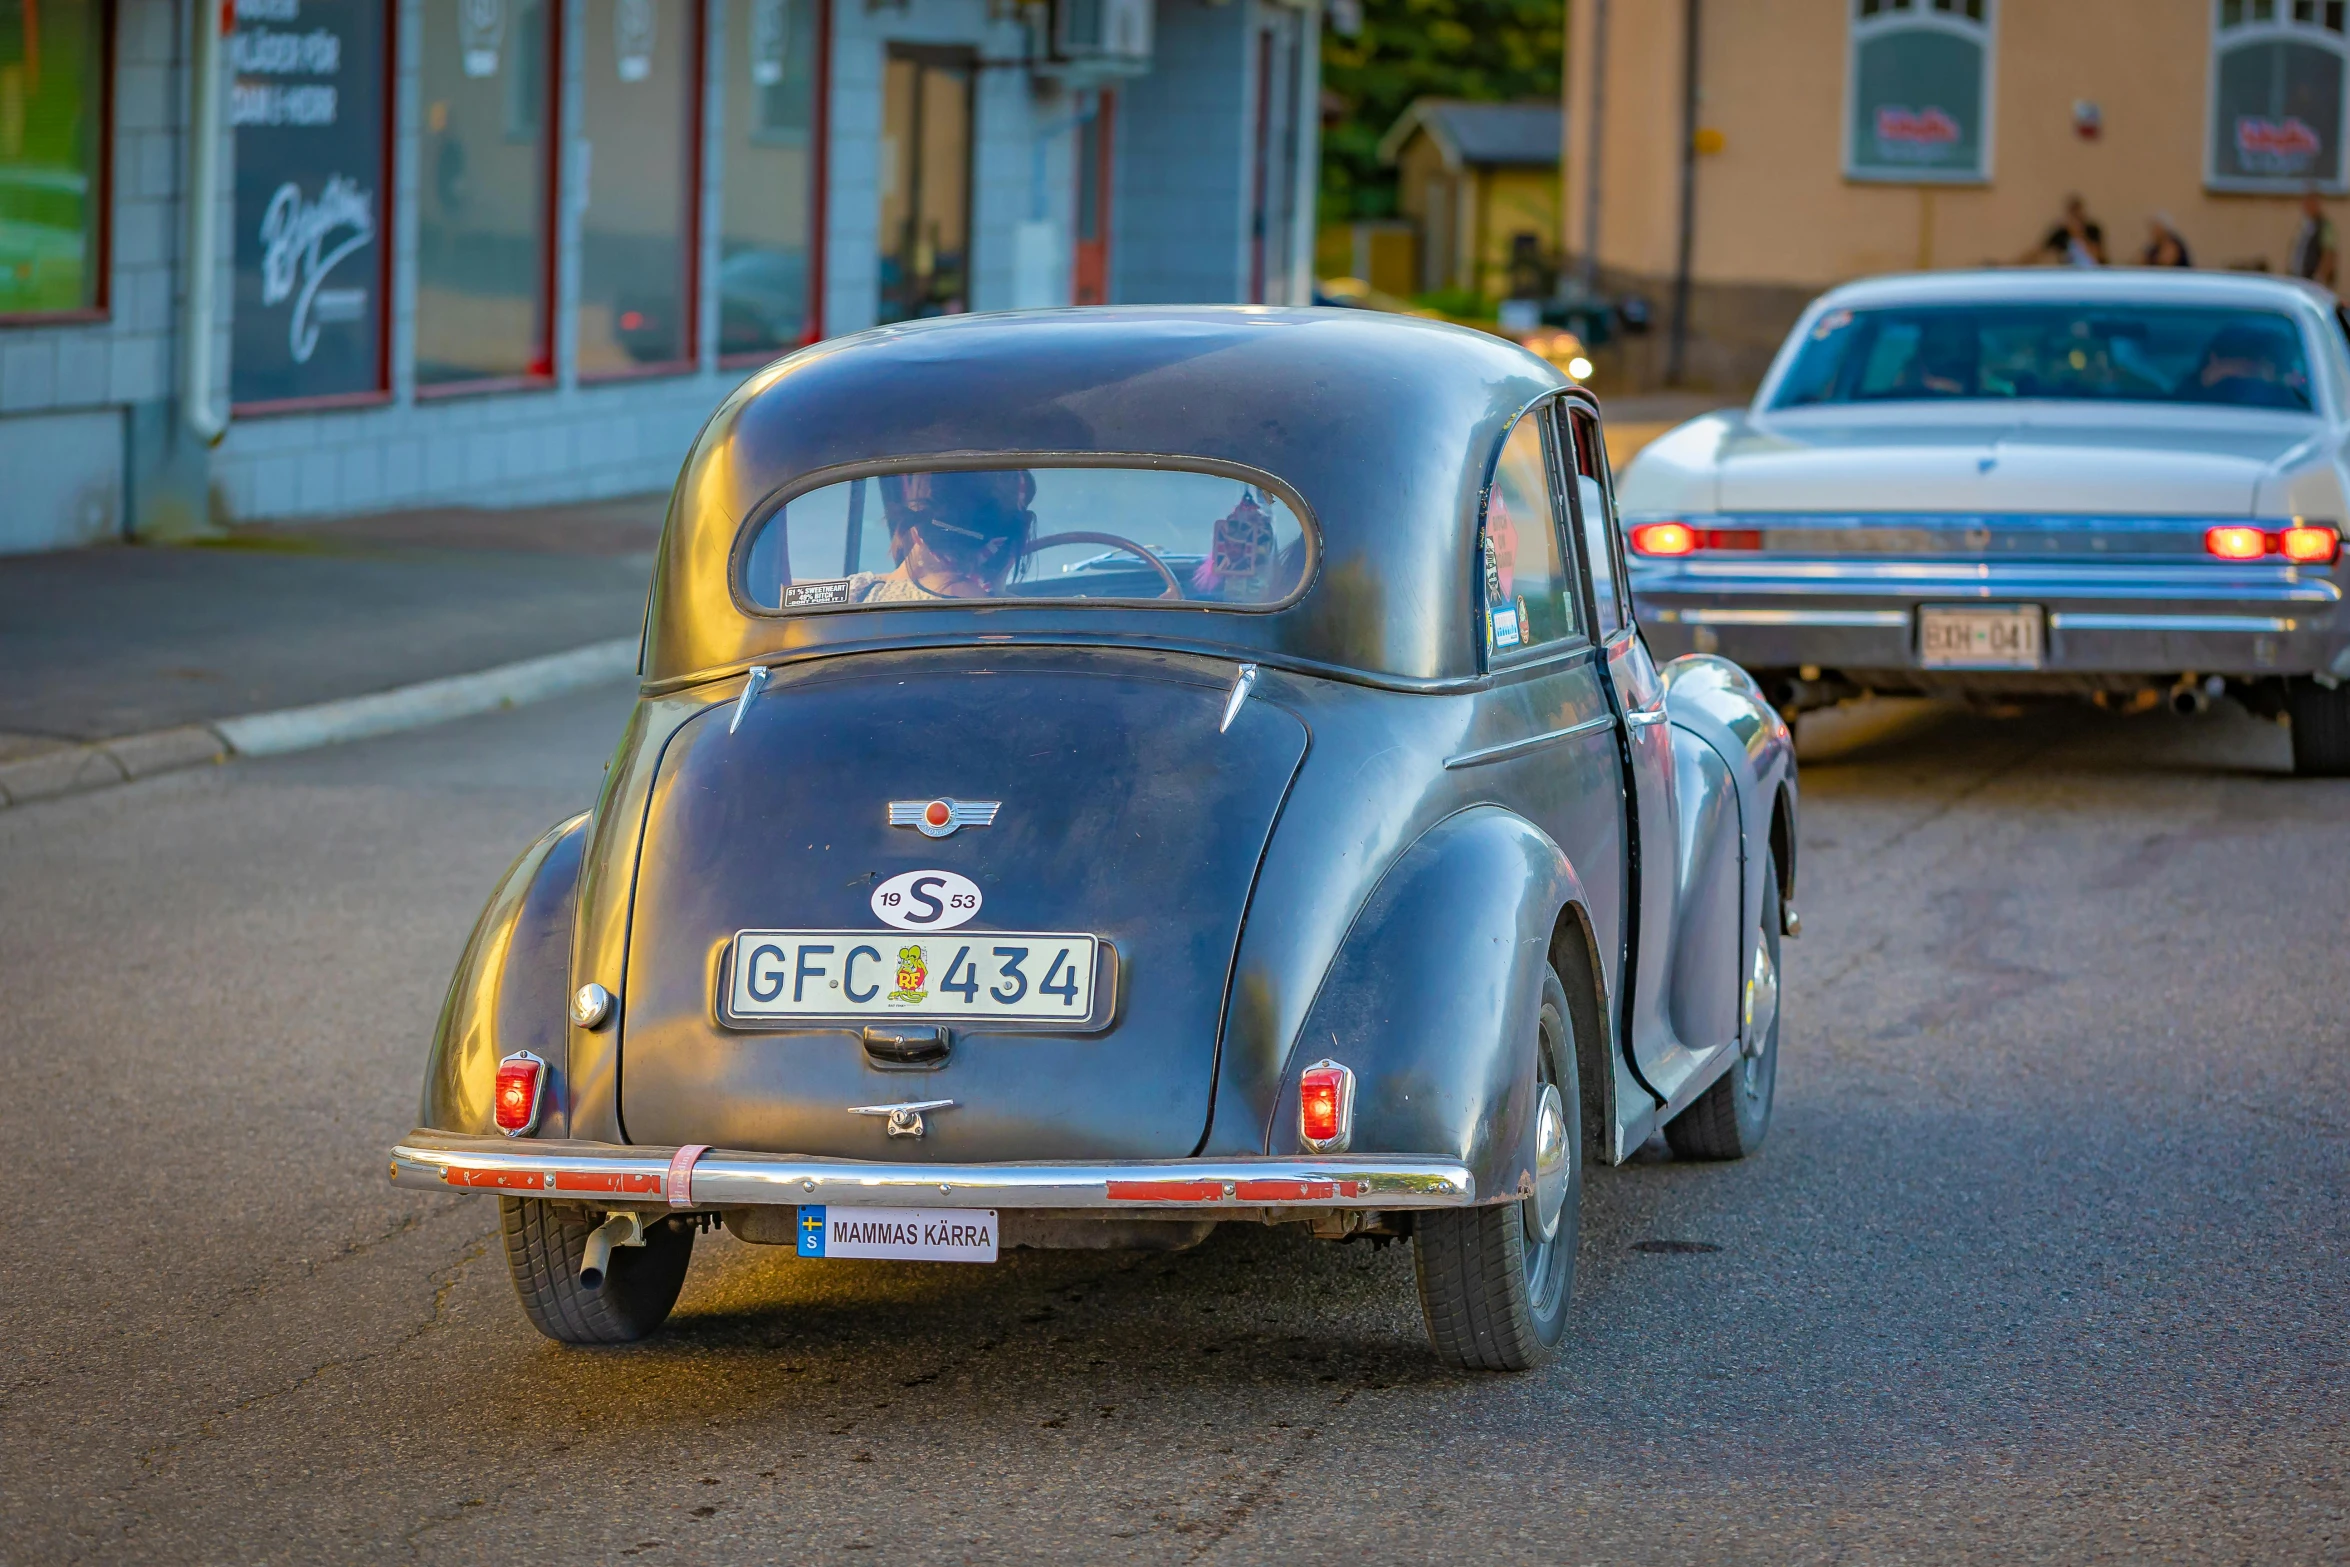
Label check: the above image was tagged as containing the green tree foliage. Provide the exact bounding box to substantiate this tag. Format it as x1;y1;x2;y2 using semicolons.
1321;0;1564;223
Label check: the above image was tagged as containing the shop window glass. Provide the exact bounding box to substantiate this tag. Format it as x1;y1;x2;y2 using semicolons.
0;0;107;318
2210;2;2350;191
231;0;390;405
1845;0;1993;184
1480;412;1579;658
878;46;970;324
577;0;696;374
718;0;819;358
415;0;556;387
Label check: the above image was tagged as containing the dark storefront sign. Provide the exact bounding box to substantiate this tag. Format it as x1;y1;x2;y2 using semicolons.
231;0;389;407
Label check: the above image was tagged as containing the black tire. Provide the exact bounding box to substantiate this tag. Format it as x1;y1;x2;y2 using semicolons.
1413;965;1580;1372
500;1199;694;1345
1665;846;1782;1161
2287;677;2350;777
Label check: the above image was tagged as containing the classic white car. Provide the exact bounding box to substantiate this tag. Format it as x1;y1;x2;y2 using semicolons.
1620;269;2350;774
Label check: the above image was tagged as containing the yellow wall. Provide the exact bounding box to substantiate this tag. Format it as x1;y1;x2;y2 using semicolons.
1394;128;1561;297
1567;0;2341;290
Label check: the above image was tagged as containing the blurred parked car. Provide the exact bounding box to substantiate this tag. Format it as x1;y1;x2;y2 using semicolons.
1621;269;2350;774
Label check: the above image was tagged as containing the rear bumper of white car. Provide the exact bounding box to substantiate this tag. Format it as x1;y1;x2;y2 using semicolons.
389;1129;1477;1212
1633;556;2348;683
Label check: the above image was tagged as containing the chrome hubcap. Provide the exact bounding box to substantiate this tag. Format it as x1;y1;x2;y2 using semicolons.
1528;1083;1570;1242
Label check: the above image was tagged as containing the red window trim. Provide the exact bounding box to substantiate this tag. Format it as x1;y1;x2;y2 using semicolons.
411;0;564;397
231;0;398;414
0;0;114;328
578;0;706;383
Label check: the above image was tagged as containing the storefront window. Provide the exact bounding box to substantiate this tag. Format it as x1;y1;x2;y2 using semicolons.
576;0;697;375
1845;0;1994;185
877;45;970;324
0;0;108;319
231;0;390;406
415;0;556;387
2210;2;2350;192
718;0;821;359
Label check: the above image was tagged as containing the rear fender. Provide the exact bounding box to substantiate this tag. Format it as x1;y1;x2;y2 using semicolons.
420;813;588;1137
1270;806;1582;1206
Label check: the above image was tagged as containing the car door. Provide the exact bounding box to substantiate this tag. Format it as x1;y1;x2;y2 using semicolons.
1455;404;1626;988
1559;400;1697;1105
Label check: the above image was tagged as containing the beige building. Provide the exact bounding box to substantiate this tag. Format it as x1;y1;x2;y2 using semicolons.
1566;0;2350;391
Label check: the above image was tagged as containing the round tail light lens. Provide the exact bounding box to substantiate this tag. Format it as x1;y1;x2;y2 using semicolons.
2279;524;2340;564
495;1052;546;1136
1298;1060;1356;1152
1629;521;1699;556
2204;525;2267;561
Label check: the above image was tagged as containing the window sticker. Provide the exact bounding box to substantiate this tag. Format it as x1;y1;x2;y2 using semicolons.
1491;605;1523;649
782;578;853;607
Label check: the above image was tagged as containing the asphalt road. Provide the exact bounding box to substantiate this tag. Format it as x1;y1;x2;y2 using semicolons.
1;689;2343;1564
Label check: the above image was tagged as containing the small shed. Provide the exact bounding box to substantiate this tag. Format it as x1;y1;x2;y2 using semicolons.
1379;99;1564;299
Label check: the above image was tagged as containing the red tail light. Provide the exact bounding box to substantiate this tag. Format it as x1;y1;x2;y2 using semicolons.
1627;522;1763;556
2205;523;2340;563
495;1052;546;1136
2279;524;2340;564
2205;525;2267;560
1629;521;1699;556
1298;1060;1356;1152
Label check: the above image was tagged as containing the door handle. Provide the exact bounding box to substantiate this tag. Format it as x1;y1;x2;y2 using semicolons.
1625;707;1669;728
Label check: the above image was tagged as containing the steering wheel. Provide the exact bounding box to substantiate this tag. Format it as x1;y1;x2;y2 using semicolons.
1023;530;1185;600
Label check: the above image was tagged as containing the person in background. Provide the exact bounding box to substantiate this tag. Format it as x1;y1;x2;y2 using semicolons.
2021;195;2107;267
2141;214;2193;268
2288;189;2339;293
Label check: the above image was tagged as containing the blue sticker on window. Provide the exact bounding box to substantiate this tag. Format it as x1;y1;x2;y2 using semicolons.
1491;606;1522;649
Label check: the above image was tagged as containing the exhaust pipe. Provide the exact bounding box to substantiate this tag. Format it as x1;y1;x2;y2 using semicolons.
578;1211;647;1291
2169;676;2221;717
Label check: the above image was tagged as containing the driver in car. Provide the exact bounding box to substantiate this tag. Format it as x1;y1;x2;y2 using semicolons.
850;469;1037;601
2193;324;2307;409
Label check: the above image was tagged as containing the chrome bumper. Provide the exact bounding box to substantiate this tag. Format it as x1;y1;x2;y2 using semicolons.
389;1129;1476;1211
1632;558;2348;677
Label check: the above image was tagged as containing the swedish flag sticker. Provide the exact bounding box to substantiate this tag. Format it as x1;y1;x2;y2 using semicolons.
797;1205;826;1257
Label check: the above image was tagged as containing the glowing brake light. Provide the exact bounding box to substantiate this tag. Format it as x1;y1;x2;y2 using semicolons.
495;1052;546;1137
1298;1060;1356;1153
2204;523;2341;563
1627;523;1762;556
2280;524;2340;563
1629;521;1699;556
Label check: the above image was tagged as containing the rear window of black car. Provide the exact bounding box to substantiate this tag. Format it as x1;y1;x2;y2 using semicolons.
741;464;1311;611
1771;302;2317;412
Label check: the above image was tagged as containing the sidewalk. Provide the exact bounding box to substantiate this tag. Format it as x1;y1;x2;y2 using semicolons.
0;495;665;798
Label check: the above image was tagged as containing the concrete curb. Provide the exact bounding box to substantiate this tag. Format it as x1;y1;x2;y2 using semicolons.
0;638;638;811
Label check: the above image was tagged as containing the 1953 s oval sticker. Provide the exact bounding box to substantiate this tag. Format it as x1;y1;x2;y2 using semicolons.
871;869;982;931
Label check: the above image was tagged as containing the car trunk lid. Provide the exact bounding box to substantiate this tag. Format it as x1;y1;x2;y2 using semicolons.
617;650;1307;1162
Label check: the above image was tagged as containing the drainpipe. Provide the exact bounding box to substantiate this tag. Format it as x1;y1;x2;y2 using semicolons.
1575;0;1607;294
182;0;231;445
1665;0;1700;386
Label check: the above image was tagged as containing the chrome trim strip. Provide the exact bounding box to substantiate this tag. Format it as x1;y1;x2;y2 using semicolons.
1441;712;1617;769
1654;608;1912;628
390;1131;1477;1210
2048;612;2300;633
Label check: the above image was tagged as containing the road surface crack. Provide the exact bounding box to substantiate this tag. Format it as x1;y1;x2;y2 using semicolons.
128;1227;494;1482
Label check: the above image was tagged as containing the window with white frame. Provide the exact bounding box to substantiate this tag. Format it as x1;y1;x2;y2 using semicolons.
1846;0;1994;185
2210;1;2350;192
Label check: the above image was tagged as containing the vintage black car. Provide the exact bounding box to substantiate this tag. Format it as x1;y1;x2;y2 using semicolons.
390;308;1801;1371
